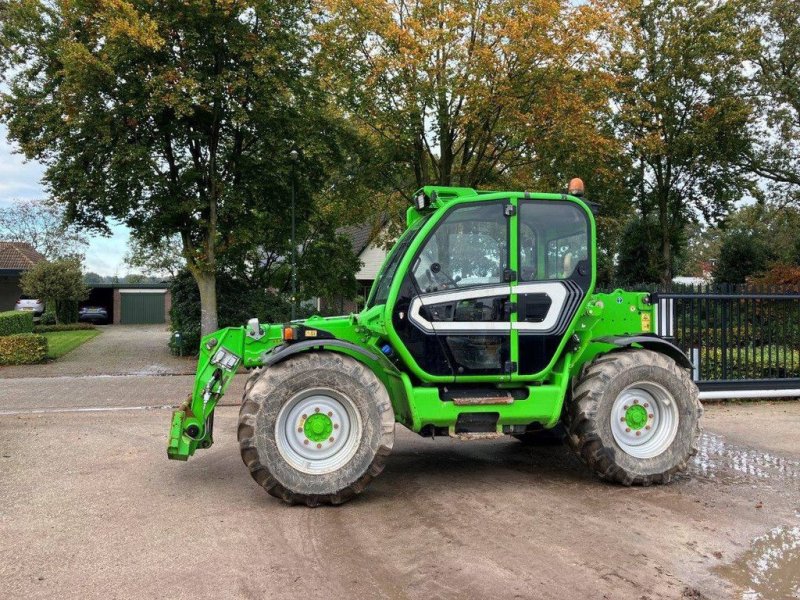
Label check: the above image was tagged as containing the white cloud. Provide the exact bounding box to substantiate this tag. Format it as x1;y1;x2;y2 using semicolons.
0;125;46;204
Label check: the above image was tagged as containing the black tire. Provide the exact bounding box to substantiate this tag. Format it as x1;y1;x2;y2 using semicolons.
513;423;566;446
566;349;702;485
243;367;262;398
238;351;395;506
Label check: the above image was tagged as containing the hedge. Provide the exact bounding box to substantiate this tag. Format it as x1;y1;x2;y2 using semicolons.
0;311;34;336
699;346;800;380
34;323;97;333
677;326;800;348
0;333;48;365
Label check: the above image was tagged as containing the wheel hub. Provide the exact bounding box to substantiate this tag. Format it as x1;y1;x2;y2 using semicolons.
304;413;333;442
610;382;680;459
275;389;363;475
625;404;648;430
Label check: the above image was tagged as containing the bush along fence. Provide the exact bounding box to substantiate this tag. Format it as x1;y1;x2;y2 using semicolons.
652;284;800;399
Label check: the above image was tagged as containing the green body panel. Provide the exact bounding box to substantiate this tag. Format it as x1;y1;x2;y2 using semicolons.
167;186;659;460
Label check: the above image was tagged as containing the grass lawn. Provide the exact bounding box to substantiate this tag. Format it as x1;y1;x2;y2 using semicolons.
44;330;100;359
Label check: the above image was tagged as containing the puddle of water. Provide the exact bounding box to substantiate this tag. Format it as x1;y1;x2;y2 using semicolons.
717;523;800;599
691;432;799;482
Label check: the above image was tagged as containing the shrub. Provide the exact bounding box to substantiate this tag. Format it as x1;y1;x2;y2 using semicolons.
56;299;79;324
0;310;34;336
33;323;96;333
39;311;57;325
169;270;297;355
748;264;800;288
0;333;48;365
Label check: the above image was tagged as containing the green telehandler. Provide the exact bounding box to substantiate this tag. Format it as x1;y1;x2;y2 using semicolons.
167;181;702;506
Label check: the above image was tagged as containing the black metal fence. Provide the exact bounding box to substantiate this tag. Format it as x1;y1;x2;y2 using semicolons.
653;284;800;393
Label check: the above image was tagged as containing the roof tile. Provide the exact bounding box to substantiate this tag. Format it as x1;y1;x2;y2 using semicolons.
0;242;46;270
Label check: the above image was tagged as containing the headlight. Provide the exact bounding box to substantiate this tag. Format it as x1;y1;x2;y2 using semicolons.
211;346;240;370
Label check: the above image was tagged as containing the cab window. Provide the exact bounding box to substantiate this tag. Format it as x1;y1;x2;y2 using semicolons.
412;202;507;293
518;201;589;281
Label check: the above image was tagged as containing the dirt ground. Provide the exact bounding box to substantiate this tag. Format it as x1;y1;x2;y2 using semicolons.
0;380;798;599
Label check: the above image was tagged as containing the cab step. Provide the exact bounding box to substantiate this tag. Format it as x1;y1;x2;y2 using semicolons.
452;394;513;405
452;431;505;441
442;388;517;406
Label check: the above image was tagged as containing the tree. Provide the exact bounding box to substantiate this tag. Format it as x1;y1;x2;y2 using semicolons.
314;0;623;190
84;272;105;284
20;258;88;324
743;0;800;204
714;229;773;284
1;0;364;336
614;0;755;285
124;235;184;278
615;215;682;286
0;199;88;260
727;203;800;264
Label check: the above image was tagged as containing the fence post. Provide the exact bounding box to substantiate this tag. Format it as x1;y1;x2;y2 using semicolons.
721;287;728;379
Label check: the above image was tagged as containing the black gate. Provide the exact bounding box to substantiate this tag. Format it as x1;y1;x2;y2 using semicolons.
654;285;800;395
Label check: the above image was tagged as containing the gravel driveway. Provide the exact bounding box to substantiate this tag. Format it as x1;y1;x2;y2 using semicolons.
0;324;195;379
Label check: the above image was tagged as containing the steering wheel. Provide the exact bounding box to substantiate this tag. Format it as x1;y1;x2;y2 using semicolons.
426;263;459;289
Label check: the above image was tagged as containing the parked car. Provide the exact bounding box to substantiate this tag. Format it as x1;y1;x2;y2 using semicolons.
78;306;109;324
14;296;44;317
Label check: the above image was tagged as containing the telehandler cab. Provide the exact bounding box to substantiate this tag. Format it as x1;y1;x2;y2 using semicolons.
167;182;702;506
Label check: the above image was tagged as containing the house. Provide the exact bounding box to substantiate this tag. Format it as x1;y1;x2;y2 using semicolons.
319;218;392;314
0;242;46;311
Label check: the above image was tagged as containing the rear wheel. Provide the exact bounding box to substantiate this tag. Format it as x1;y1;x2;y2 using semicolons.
567;349;702;485
238;351;395;506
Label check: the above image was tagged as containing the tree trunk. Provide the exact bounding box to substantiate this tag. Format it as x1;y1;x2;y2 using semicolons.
656;187;672;287
194;270;219;335
660;215;672;287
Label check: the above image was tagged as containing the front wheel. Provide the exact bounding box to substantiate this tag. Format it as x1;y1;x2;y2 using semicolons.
238;351;395;506
567;349;702;485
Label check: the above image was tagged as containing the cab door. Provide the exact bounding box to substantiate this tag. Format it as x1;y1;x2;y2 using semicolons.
513;199;592;375
392;200;514;377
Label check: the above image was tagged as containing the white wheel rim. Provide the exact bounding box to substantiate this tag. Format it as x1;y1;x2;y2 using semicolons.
610;382;679;459
275;388;362;475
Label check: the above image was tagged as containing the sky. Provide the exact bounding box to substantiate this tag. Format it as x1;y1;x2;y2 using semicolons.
0;124;132;276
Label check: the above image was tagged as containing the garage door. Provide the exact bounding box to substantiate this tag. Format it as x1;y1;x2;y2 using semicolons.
120;293;165;324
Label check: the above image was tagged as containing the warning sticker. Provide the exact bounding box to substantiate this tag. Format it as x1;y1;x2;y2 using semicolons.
640;312;652;332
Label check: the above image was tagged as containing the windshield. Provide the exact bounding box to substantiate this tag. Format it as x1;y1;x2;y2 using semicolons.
366;215;430;308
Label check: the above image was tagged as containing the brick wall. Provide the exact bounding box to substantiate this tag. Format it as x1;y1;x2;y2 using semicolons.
113;289;121;325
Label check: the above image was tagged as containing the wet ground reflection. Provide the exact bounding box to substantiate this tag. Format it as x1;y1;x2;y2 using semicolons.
691;432;799;481
716;522;800;600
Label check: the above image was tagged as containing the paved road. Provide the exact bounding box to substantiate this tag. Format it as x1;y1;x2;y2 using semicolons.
0;373;798;599
0;324;195;379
